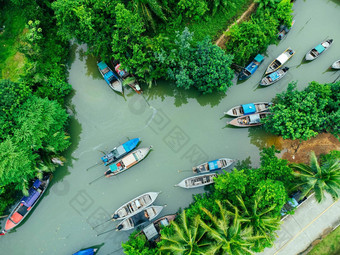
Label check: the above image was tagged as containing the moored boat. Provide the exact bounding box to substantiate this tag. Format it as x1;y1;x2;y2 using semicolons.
101;138;140;166
112;192;161;221
73;248;98;255
115;63;142;94
141;214;177;242
278;20;295;40
175;173;217;189
228;112;271;127
116;205;164;231
265;48;294;74
238;54;265;80
331;59;340;69
97;61;123;94
193;158;235;174
104;146;152;177
224;102;272;117
260;67;289;86
0;175;52;235
305;39;333;61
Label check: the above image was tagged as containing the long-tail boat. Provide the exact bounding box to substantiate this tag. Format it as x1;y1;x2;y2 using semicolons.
228;112;271;127
104;146;152;177
224;102;272;117
175;173;217;189
305;39;333;61
112;192;161;221
265;48;295;74
101;138;140;166
114;63;142;94
73;248;98;255
193;158;235;174
0;175;52;235
97;61;123;94
238;54;264;80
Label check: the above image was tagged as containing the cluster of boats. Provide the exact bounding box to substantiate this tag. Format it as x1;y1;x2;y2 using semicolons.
224;102;272;127
97;61;142;95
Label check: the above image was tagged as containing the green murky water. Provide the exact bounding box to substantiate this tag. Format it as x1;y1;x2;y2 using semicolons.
1;0;340;253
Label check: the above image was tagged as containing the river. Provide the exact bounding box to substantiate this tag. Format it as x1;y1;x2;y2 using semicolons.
1;0;339;254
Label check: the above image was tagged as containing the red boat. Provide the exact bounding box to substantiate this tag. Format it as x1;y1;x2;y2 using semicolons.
114;63;142;94
0;175;52;235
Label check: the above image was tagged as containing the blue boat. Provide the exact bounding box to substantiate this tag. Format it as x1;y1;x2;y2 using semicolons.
193;158;235;173
1;175;52;235
239;54;264;80
224;102;272;117
73;248;98;255
101;138;140;166
97;61;123;93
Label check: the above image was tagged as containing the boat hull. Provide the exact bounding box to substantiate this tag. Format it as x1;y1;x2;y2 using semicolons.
305;39;333;61
112;191;160;221
97;61;123;93
176;173;217;188
224;102;271;117
228;112;271;127
265;48;295;75
331;60;340;69
193;158;235;174
260;67;289;86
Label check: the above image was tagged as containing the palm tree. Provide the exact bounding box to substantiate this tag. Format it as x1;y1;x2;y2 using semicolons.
290;151;340;203
226;194;281;251
198;200;261;255
130;0;167;31
160;210;209;254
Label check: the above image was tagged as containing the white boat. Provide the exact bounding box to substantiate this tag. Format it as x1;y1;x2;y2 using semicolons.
175;173;217;189
260;67;289;86
265;48;295;74
224;102;272;117
331;59;340;69
305;39;333;61
111;192;160;221
116;205;164;231
104;146;152;177
193;158;235;174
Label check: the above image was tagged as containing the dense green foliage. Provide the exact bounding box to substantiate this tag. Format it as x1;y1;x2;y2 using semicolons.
158;28;234;93
308;225;340;255
263;81;340;140
290;151;340;203
0;1;71;215
226;0;293;66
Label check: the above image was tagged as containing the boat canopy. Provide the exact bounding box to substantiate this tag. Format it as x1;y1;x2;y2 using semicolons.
269;72;280;81
104;70;116;82
22;188;40;207
277;54;289;64
242;103;256;115
249;114;261;124
109;164;119;172
116;145;126;155
33;179;41;189
208;160;219;170
97;61;108;70
122;153;136;167
160;218;170;227
315;44;325;53
143;224;158;240
254;54;264;63
122;138;139;153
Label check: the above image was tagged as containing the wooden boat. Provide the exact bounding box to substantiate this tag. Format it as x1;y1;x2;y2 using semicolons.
104;146;152;177
238;54;265;80
228;112;271;127
224;102;272;117
278;20;295;40
97;61;123;93
141;214;177;242
305;39;333;61
73;248;98;255
111;192;161;221
116;205;164;231
101;138;140;166
175;173;217;189
265;48;295;74
0;175;52;235
260;67;289;86
115;63;142;94
331;59;340;69
193;158;235;174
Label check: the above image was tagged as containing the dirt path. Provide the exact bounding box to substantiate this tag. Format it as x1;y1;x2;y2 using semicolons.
272;133;340;164
215;2;257;49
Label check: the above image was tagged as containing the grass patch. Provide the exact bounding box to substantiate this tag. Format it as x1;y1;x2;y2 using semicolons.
308;227;340;255
0;4;27;81
188;0;253;42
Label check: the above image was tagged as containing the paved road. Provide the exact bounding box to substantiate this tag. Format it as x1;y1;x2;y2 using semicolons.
259;193;340;255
